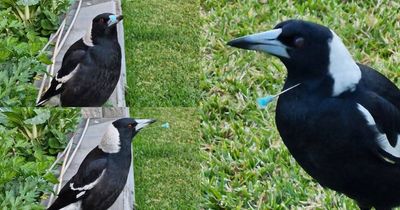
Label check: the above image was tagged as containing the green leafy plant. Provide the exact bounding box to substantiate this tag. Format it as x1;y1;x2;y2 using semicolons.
0;0;71;36
1;108;80;155
0;108;80;209
0;0;65;106
0;57;44;107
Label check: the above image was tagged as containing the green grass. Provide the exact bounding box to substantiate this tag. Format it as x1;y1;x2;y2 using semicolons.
131;107;200;209
200;0;400;209
122;0;200;107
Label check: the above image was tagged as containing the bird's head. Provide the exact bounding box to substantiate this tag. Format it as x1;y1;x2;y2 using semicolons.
84;13;123;46
113;118;156;138
99;118;155;153
227;20;361;95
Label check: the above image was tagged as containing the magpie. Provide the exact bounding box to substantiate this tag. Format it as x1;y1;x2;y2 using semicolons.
47;118;155;210
228;20;400;210
37;13;123;107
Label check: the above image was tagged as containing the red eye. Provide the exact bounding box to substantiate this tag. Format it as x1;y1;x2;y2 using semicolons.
128;124;133;128
99;18;105;24
294;37;305;48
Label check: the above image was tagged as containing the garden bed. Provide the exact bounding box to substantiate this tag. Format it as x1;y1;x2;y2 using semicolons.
0;108;80;209
0;0;72;106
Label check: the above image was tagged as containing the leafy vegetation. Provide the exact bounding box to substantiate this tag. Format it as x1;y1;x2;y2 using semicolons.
0;108;80;209
0;0;70;106
132;108;200;209
0;0;71;36
123;0;200;107
200;0;400;209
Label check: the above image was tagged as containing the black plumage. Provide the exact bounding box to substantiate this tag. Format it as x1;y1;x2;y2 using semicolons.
48;118;155;210
37;13;123;107
228;20;400;210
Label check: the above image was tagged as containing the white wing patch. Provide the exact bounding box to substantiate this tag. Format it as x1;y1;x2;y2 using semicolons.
357;104;400;159
56;64;80;84
98;124;121;153
328;30;361;96
56;83;63;91
70;170;105;193
76;191;85;199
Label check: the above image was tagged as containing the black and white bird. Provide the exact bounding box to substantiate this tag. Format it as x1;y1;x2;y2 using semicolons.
47;118;155;210
37;13;123;107
228;20;400;210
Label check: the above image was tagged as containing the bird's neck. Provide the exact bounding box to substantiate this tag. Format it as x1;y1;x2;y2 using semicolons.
284;75;335;98
285;64;360;98
119;133;134;151
93;36;119;47
94;28;118;45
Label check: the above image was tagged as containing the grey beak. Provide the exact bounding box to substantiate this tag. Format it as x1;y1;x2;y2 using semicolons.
135;119;156;130
227;28;290;58
108;15;123;27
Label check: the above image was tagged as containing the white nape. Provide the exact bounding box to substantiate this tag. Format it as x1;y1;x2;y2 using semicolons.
99;124;121;153
357;103;400;159
328;30;361;96
56;64;80;84
82;23;94;47
60;201;81;210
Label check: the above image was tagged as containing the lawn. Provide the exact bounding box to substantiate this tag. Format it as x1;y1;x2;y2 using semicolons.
131;107;200;209
200;0;400;209
122;0;200;107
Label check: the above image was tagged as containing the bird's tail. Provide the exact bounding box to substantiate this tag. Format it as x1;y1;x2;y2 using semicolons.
36;79;62;107
47;200;81;210
36;98;48;107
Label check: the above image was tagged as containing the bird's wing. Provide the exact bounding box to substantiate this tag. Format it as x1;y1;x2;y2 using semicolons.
355;91;400;164
359;63;400;109
69;147;108;191
36;49;86;106
49;148;107;210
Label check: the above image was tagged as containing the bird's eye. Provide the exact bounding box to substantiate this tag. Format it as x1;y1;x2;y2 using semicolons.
99;18;105;24
294;37;305;48
127;124;133;128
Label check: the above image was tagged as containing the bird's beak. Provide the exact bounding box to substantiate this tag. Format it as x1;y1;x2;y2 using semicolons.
227;28;290;58
107;15;123;27
135;119;156;130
